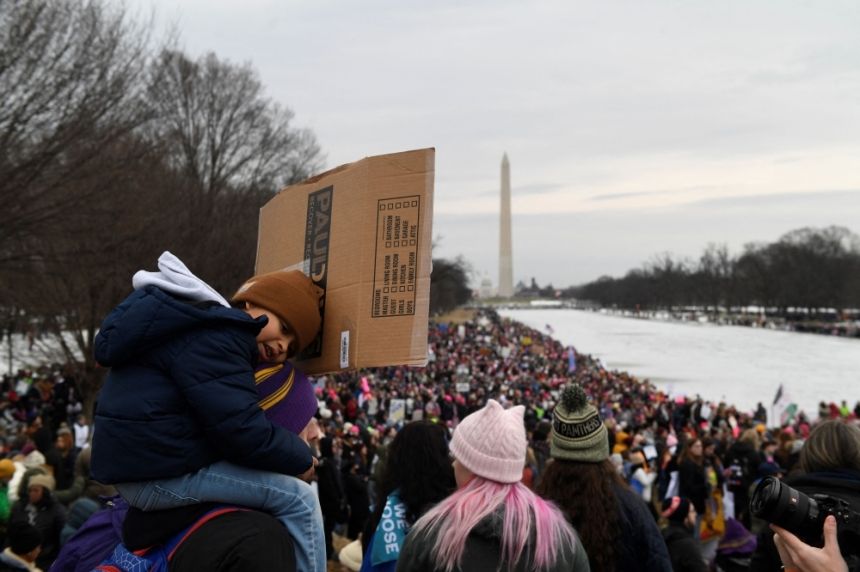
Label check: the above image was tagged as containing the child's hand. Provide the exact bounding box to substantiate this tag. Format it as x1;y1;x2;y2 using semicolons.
299;456;318;483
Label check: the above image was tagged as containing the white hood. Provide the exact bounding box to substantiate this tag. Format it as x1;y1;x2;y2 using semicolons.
132;251;230;308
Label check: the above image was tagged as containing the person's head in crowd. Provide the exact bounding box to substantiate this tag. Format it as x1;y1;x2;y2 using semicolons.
536;383;628;572
254;363;318;435
666;431;679;454
762;436;778;456
27;473;54;505
680;437;704;465
777;427;794;443
381;421;453;512
362;421;455;556
799;420;860;473
26;416;42;435
701;437;718;458
299;419;322;455
757;461;783;480
661;496;696;530
231;270;324;363
55;426;73;452
0;458;15;484
407;400;578;571
739;427;761;450
533;419;552;443
628;449;647;471
6;522;42;563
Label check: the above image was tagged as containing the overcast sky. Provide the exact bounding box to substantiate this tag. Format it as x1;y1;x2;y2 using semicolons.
128;0;860;287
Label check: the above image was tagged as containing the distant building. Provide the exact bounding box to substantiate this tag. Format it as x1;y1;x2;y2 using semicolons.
479;277;494;299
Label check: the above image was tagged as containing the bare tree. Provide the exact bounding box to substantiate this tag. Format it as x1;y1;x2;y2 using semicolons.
15;140;181;417
430;257;473;315
143;49;324;291
697;243;735;314
571;226;860;315
0;0;153;268
1;5;326;413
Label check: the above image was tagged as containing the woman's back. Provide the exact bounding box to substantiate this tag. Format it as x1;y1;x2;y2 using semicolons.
396;400;590;572
360;421;456;572
535;384;671;572
397;502;588;572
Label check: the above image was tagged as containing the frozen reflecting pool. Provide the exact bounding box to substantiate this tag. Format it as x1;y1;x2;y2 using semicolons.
500;308;860;419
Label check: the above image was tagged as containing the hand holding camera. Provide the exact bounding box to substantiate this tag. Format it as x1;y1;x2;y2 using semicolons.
771;515;847;572
751;475;859;571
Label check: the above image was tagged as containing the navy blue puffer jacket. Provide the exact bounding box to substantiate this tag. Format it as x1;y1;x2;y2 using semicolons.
91;286;313;484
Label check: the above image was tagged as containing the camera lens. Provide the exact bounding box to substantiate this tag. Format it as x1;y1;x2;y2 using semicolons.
751;476;823;544
750;477;781;516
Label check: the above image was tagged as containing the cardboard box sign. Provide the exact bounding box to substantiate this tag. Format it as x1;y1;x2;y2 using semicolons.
255;148;435;374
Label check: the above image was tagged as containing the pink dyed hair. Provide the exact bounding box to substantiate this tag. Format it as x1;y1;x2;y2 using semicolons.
409;476;577;571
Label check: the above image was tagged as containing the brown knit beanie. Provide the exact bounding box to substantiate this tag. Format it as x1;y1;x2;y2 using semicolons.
232;270;323;355
550;384;610;463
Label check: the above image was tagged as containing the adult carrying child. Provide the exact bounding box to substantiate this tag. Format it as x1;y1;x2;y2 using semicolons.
90;252;325;571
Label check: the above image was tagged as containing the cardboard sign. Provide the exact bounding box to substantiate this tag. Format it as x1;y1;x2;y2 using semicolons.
255;149;435;373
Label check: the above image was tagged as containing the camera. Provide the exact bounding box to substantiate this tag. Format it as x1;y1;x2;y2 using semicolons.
750;476;860;550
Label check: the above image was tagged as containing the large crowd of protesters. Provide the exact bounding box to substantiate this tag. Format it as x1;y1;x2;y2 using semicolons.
1;308;859;571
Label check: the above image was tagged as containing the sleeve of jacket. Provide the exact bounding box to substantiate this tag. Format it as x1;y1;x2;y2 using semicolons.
170;328;313;476
675;537;708;572
54;475;85;505
643;525;673;571
395;530;435;572
633;497;673;572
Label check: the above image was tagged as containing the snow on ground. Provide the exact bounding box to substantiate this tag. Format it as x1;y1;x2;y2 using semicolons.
0;332;83;375
500;308;860;419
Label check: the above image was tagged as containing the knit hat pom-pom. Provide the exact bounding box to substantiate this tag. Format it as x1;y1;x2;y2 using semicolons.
561;384;588;412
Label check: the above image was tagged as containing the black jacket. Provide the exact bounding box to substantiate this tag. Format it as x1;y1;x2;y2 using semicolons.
662;523;707;572
613;486;673;572
169;510;296;572
679;460;709;513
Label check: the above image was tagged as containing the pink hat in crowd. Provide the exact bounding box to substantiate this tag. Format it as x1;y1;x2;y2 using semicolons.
449;399;526;484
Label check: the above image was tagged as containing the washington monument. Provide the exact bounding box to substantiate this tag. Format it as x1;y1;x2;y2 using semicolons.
498;153;513;298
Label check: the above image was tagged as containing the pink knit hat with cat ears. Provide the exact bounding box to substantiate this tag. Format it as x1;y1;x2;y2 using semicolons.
450;399;526;483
